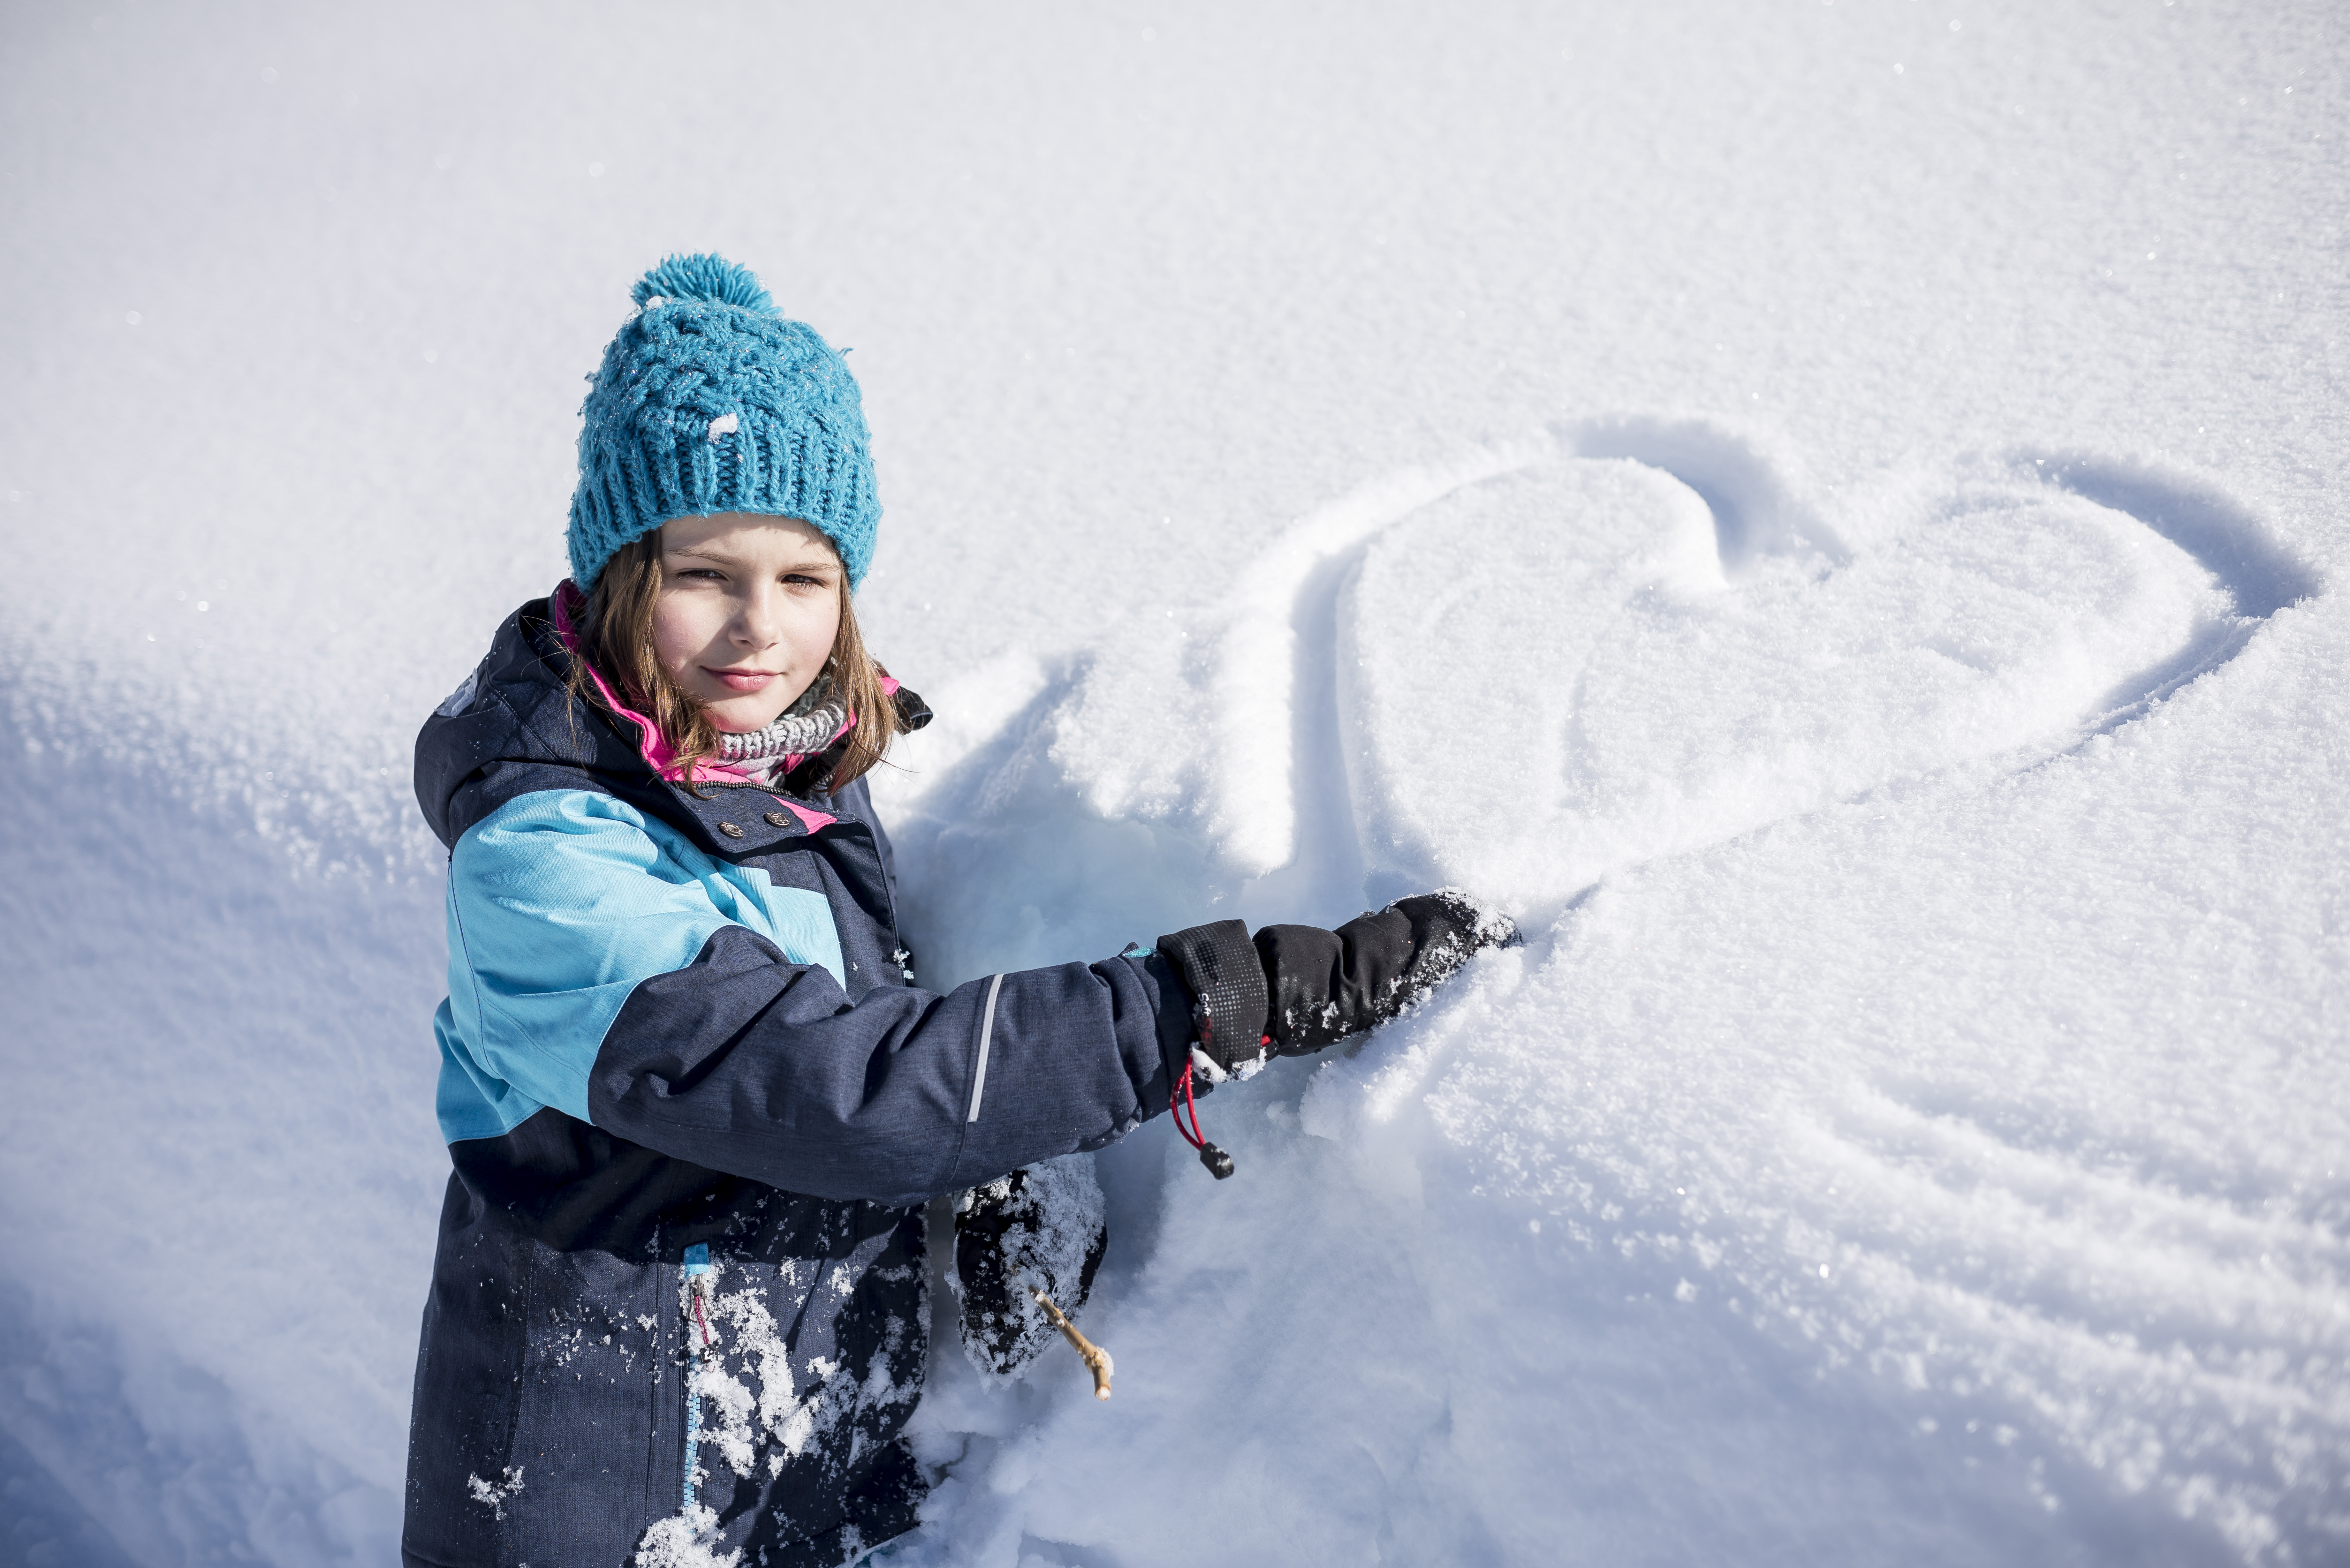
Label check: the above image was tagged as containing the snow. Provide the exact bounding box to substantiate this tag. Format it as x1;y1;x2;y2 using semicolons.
632;1505;739;1568
1344;439;2247;903
1;2;2344;1565
466;1469;524;1525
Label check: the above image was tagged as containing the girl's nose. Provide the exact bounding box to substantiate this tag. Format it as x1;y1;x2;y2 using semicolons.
732;586;783;648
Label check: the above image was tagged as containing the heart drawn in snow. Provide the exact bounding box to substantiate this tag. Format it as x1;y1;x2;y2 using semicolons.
1315;418;2314;904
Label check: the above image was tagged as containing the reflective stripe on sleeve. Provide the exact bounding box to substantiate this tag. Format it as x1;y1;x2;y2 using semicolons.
966;973;1005;1124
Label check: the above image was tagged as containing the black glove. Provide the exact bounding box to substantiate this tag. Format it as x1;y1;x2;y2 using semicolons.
1158;891;1517;1074
1258;891;1516;1053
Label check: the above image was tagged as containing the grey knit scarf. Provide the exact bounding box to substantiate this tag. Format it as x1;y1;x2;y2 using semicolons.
716;674;846;781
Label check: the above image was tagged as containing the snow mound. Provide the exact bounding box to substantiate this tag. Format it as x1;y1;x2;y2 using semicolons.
877;431;2340;1567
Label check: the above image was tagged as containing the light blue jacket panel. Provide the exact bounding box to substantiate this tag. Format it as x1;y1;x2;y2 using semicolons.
437;788;846;1144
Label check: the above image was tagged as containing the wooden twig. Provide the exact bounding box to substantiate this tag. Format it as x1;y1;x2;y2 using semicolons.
1032;1287;1114;1401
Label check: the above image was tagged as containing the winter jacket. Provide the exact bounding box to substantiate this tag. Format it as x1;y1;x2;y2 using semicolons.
404;593;1194;1568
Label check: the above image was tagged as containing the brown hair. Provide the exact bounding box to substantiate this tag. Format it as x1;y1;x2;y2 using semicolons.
565;526;905;793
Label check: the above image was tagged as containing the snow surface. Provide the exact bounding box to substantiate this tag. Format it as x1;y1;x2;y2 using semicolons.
2;2;2344;1564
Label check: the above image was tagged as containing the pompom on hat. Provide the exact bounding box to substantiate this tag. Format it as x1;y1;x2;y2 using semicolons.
567;254;880;589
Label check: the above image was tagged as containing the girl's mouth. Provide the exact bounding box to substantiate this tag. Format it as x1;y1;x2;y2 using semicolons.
704;667;780;693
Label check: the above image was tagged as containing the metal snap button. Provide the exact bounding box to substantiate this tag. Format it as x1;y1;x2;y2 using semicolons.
718;821;744;838
763;811;790;828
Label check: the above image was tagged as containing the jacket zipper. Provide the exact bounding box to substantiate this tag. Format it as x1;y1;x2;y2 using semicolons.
681;1242;713;1512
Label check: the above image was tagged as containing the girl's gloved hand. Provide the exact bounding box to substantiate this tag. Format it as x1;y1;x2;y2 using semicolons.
1260;891;1519;1053
952;1159;1107;1380
1157;891;1518;1076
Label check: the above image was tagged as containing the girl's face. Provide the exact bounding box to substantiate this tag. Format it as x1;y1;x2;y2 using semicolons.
652;512;844;734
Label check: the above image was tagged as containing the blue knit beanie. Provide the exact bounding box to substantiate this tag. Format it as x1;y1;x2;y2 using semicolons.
567;254;880;590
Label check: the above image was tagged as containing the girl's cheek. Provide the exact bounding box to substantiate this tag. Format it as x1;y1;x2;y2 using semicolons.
787;598;839;660
649;601;708;678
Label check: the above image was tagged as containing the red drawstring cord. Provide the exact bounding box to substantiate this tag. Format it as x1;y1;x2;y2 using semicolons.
690;1285;713;1347
1170;1059;1205;1149
1170;1033;1267;1180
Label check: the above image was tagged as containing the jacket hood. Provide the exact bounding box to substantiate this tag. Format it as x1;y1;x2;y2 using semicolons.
414;597;650;851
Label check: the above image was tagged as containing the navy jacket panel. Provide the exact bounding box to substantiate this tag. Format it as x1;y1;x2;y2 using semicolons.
402;1133;925;1568
590;927;1179;1206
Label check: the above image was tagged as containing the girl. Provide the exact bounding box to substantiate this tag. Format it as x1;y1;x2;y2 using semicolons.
404;254;1509;1568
